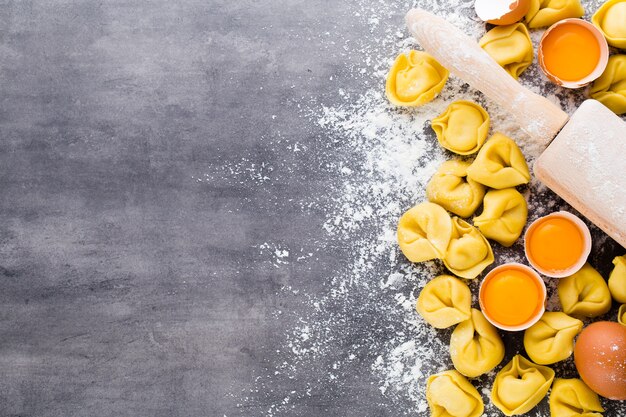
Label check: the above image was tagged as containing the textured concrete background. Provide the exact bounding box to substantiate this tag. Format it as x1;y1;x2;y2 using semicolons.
0;1;623;416
0;1;360;416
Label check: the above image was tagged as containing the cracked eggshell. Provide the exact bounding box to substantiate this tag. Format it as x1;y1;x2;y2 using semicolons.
475;0;531;25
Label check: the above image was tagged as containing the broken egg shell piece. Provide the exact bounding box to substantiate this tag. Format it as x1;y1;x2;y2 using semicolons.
475;0;531;25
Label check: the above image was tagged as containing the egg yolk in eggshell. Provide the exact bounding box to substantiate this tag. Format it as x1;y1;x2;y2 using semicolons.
526;217;585;273
481;268;543;327
541;23;601;82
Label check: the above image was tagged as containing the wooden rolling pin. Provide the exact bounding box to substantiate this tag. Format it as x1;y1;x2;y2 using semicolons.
406;9;626;248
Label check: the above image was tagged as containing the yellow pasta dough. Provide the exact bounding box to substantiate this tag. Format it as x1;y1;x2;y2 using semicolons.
466;133;530;189
417;275;472;329
589;55;626;116
431;101;490;155
478;23;533;79
385;51;449;107
473;188;527;247
558;263;612;318
549;378;604;417
491;355;555;416
592;0;626;49
426;160;486;218
619;304;626;326
450;308;504;377
523;312;583;365
609;254;626;303
397;202;453;263
443;217;494;279
426;370;484;417
526;0;585;29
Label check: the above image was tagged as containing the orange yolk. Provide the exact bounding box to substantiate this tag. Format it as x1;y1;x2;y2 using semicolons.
527;218;584;272
542;23;601;81
482;269;542;326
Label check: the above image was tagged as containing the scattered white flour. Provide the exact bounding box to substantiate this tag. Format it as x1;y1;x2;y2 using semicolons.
233;0;622;416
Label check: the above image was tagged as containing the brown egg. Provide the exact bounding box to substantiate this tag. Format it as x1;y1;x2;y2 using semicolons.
574;321;626;400
475;0;531;26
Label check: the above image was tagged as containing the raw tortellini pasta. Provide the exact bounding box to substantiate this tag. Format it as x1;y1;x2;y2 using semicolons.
473;188;528;247
558;263;612;318
549;378;604;417
443;217;494;279
431;101;490;155
450;308;504;377
466;133;530;189
386;51;449;107
526;0;585;29
479;23;533;79
609;254;626;303
491;354;555;416
523;312;583;365
619;304;626;326
426;160;486;218
589;55;626;116
426;370;484;417
592;0;626;49
417;275;472;329
397;202;452;263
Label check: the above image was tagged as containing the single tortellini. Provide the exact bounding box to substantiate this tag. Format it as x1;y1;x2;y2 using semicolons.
443;217;494;279
397;202;453;263
558;263;612;318
417;275;472;329
473;188;528;247
426;370;484;417
619;304;626;326
450;308;505;377
592;0;626;49
549;378;604;417
608;254;626;303
525;0;585;29
385;51;449;107
589;55;626;116
523;312;583;365
466;133;530;189
426;160;487;218
491;354;555;416
431;101;490;155
478;23;533;79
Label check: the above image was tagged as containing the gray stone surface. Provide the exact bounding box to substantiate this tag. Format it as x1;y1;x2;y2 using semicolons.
0;1;623;416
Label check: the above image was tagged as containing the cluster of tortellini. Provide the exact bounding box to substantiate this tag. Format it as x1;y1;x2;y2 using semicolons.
399;103;531;281
397;202;494;279
417;277;505;373
427;126;530;244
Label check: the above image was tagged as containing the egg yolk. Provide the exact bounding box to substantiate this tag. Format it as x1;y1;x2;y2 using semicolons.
527;218;584;272
482;269;542;326
542;23;601;81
